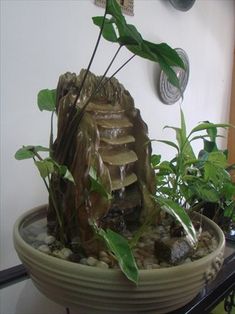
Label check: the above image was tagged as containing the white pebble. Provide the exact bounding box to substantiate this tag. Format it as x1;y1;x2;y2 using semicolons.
87;256;98;266
51;249;61;257
100;256;111;264
96;261;109;269
137;242;145;248
145;264;153;270
38;244;50;254
80;258;88;265
59;248;72;260
143;259;154;269
99;251;108;258
160;262;170;267
36;232;47;242
194;249;206;258
44;235;55;245
152;263;160;269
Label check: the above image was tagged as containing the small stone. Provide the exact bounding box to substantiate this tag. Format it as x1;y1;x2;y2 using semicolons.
80;258;88;265
49;240;63;251
31;241;43;249
137;242;145;248
38;244;50;254
36;232;47;242
152;263;160;269
59;248;73;260
194;249;206;258
145;264;153;270
99;251;108;258
160;262;170;267
96;261;109;269
87;256;98;266
143;258;154;269
51;249;61;258
100;256;111;265
184;258;192;263
202;231;212;239
44;235;55;245
154;238;193;265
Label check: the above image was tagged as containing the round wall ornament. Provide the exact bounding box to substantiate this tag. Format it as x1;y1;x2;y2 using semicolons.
169;0;196;12
159;48;189;105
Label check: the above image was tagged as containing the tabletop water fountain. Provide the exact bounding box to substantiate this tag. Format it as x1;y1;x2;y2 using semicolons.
47;69;156;256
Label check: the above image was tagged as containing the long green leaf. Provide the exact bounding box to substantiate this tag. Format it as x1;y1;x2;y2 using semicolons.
156;197;197;246
189;123;230;136
180;108;186;140
106;0;125;23
158;56;181;90
103;0;182;89
98;228;139;284
118;35;139;46
156;140;179;152
92;17;118;42
144;42;185;69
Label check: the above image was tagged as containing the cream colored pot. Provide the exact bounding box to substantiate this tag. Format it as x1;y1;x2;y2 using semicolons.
13;205;225;314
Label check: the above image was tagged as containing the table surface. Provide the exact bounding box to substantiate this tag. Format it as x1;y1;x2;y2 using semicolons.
0;241;235;314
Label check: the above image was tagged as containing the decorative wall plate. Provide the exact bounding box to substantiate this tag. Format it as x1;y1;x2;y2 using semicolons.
159;48;189;105
95;0;134;16
169;0;196;12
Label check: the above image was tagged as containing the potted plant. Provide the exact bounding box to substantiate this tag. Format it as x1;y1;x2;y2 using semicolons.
13;1;225;313
152;110;235;238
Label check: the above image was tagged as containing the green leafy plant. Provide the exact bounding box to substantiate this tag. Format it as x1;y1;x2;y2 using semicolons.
15;0;186;284
152;109;235;239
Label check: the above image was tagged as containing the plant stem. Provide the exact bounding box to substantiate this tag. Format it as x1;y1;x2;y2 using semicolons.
34;151;43;161
33;155;65;243
100;54;136;88
76;45;123;117
72;10;107;107
55;47;129;164
49;183;65;243
49;111;54;157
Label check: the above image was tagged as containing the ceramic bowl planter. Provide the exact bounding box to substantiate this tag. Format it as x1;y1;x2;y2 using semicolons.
13;204;225;314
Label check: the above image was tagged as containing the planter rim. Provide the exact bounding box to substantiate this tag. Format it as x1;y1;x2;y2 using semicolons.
13;204;226;277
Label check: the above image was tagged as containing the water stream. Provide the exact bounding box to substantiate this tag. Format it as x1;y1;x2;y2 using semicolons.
119;165;126;199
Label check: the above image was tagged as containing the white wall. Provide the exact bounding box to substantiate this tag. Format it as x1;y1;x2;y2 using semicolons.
1;0;234;270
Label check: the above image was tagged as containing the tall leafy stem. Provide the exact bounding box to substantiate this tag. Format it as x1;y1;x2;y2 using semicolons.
152;109;233;246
